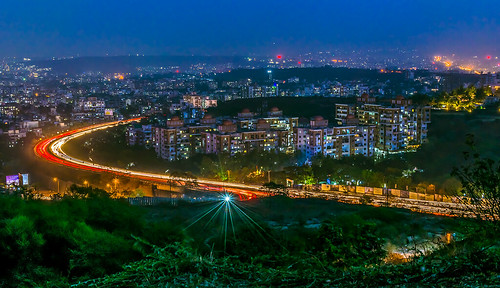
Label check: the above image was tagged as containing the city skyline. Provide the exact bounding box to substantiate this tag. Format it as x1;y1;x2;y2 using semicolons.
0;0;498;58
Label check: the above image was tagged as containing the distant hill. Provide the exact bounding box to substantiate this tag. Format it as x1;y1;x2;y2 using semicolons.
32;55;247;75
214;66;406;83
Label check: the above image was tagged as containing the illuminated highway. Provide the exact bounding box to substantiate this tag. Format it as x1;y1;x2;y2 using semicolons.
34;119;470;216
34;119;267;199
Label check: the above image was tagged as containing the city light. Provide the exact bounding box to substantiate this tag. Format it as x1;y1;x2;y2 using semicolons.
184;192;269;252
33;119;267;199
2;2;499;286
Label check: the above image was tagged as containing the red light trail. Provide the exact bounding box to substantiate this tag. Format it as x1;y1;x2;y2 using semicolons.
34;119;266;200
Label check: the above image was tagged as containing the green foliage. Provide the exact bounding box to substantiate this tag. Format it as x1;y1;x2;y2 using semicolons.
434;85;493;112
77;231;500;287
69;222;137;279
0;188;154;287
452;135;500;224
0;193;497;287
312;219;385;268
0;215;45;271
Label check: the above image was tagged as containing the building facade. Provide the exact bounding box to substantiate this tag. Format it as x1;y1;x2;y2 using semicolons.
129;106;394;162
335;95;431;153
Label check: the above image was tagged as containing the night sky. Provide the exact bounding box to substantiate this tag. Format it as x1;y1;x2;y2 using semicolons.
0;0;498;58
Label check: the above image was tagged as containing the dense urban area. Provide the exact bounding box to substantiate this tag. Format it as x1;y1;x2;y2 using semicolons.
2;0;500;286
1;53;500;286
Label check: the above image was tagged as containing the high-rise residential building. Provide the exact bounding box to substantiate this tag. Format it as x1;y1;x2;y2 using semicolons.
335;95;431;153
182;95;218;109
127;124;153;149
131;107;381;162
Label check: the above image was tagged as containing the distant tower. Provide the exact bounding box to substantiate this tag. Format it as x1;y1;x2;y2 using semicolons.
267;70;272;81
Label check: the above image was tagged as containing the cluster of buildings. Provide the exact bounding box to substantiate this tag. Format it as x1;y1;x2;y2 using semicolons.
127;96;431;162
335;94;431;152
0;55;492;152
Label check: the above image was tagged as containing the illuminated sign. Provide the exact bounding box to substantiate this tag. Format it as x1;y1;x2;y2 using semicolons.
6;175;19;185
21;174;29;185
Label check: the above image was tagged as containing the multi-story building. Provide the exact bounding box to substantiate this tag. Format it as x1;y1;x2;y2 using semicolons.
183;95;218;109
294;117;376;159
153;115;217;161
0;103;20;119
239;84;279;99
77;97;106;114
74;97;106;120
131;103;417;162
335;95;431;153
127;124;153;148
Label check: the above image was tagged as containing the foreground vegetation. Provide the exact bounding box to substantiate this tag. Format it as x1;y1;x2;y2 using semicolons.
0;186;498;287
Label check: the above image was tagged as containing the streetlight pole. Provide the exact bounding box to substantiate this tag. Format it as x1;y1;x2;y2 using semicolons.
53;177;60;194
384;183;388;206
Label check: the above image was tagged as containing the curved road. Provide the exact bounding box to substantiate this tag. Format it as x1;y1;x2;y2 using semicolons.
34;119;266;198
33;119;471;216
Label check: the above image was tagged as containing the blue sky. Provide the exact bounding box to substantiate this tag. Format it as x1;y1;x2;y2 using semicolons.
0;0;498;57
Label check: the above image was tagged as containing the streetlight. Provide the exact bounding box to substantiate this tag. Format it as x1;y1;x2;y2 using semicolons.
83;180;89;187
53;177;60;194
384;183;389;206
112;178;119;190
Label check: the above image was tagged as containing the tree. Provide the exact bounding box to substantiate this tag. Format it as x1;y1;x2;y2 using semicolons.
452;136;500;224
475;86;492;103
65;184;110;199
441;177;462;195
312;219;385;267
0;215;45;275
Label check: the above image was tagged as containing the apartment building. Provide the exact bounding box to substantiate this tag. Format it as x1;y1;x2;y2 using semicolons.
126;124;153;149
130;106;387;161
335;95;431;153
